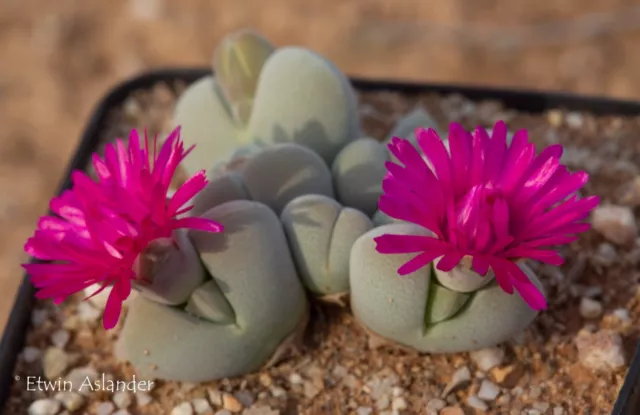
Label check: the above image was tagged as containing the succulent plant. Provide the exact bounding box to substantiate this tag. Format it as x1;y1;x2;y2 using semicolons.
174;30;360;176
350;222;542;352
118;200;309;381
352;121;598;353
281;194;373;297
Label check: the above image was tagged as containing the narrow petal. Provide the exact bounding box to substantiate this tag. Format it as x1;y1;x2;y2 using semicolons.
172;217;224;233
374;234;446;254
397;250;444;275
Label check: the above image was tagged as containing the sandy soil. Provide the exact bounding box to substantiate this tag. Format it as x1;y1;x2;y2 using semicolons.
2;0;640;334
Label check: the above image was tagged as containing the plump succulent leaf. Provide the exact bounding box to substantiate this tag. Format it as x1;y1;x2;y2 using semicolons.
134;229;206;305
247;47;360;163
118;200;308;382
173;76;244;176
332;138;388;216
213;30;276;126
350;223;541;353
241;143;334;213
281;194;373;295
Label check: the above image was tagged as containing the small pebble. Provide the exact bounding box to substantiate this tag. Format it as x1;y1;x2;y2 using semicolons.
242;407;280;415
575;329;626;372
553;406;566;415
441;366;471;397
172;402;194;415
51;329;70;348
592;205;637;246
270;386;287;398
289;373;303;385
192;398;213;414
31;309;49;326
303;381;321;399
579;297;603;319
356;407;373;415
547;109;563;127
392;397;408;411
22;346;42;363
533;402;551;412
222;393;243;413
54;391;84;411
619;176;640;207
259;373;273;387
469;347;505;371
467;395;489;411
42;347;71;379
233;390;254;407
96;401;116;415
114;411;131;415
440;406;465;415
208;389;223;406
613;308;631;323
136;391;153;406
113;391;133;409
214;411;232;415
76;302;101;322
477;380;501;401
28;399;61;415
565;112;583;128
426;398;446;411
594;243;617;266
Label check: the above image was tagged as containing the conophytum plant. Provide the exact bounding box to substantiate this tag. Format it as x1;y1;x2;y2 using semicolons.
22;30;598;382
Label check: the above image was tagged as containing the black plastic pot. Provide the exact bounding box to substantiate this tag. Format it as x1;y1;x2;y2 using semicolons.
1;68;638;414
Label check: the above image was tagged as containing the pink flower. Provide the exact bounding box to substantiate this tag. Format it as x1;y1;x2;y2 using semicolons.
375;121;599;310
23;127;223;329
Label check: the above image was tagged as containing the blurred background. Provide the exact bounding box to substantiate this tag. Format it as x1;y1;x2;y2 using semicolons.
2;0;640;334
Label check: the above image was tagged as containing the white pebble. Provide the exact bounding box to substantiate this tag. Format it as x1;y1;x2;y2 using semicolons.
534;402;551;412
356;407;373;415
54;391;84;411
192;398;212;414
477;380;501;401
76;302;101;322
96;401;116;415
208;389;223;406
136;391;153;406
426;398;446;411
594;243;617;266
565;112;584;129
113;391;133;409
51;329;70;349
270;386;287;398
575;329;626;372
592;205;637;246
467;395;489;411
392;397;408;411
553;406;566;415
172;402;194;415
579;297;603;319
214;411;232;415
469;347;505;371
114;410;131;415
613;308;631;323
28;399;60;415
22;347;42;363
289;373;303;385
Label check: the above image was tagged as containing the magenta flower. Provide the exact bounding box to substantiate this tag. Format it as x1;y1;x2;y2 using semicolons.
375;121;599;310
23;127;223;329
